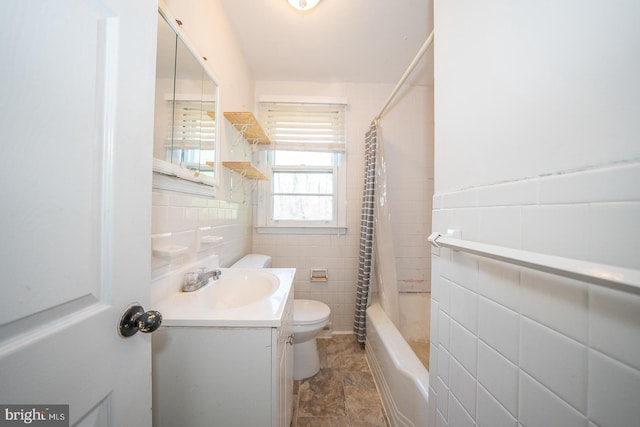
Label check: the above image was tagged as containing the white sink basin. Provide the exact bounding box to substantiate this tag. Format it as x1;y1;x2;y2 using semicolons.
154;267;295;327
200;271;280;310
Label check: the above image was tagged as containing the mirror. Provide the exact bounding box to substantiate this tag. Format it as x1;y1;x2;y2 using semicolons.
153;10;218;186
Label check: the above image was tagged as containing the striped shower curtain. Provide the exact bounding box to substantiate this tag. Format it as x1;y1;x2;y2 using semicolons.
353;121;378;343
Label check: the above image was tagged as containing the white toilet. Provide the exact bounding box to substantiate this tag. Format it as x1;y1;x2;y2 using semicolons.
292;299;330;380
230;254;331;380
230;253;273;268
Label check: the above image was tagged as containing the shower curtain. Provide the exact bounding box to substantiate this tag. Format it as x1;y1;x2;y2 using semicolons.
354;121;378;343
354;121;400;343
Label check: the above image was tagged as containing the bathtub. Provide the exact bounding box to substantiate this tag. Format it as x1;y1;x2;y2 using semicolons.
366;302;430;427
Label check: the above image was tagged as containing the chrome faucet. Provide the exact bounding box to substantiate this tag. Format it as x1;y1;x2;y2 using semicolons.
182;268;222;292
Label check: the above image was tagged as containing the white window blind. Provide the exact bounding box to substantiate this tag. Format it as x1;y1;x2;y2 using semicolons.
164;100;217;171
168;100;216;149
259;102;346;152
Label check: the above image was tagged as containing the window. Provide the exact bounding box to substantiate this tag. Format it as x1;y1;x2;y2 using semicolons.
257;101;347;233
271;151;335;221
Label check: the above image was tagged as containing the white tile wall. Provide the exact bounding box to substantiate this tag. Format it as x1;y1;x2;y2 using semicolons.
522;205;591;260
518;371;587;427
429;162;640;427
589;286;640;372
476;180;538;208
252;232;360;332
448;394;476;427
449;251;480;293
477;297;519;364
519;318;588;413
450;319;477;376
436;406;448;427
477;207;522;248
438;309;451;351
150;189;252;282
449;281;478;334
477;260;520;311
519;270;589;343
436;376;450;420
477;341;518;417
537;163;640;205
430;299;440;344
476;384;517;427
436;265;452;313
588;350;640;427
450;357;477;418
589;203;640;268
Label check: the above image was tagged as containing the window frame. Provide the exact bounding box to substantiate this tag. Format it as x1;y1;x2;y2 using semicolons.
256;98;348;234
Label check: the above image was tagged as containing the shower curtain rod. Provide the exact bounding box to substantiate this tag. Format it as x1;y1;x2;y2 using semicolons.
375;30;434;122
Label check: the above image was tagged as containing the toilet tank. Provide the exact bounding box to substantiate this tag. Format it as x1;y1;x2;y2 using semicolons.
230;254;272;268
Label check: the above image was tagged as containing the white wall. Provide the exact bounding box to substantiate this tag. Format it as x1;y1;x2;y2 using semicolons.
430;1;640;426
253;81;433;332
151;0;255;281
435;1;640;194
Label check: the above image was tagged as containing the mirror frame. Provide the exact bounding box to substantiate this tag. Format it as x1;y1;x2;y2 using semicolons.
153;2;221;197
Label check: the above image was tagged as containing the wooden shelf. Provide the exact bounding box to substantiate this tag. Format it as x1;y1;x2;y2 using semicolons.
222;161;269;180
223;112;271;145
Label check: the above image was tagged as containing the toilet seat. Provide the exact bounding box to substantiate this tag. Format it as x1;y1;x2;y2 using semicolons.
293;299;330;325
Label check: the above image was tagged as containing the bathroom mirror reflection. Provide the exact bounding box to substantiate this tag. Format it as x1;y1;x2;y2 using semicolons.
153;10;218;186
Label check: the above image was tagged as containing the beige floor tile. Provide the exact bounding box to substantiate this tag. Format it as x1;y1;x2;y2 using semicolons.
291;335;388;427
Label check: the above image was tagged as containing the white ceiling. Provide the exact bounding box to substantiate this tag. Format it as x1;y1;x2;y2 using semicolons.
218;0;434;86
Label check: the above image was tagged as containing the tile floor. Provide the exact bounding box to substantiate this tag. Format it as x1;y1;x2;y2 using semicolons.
291;334;389;427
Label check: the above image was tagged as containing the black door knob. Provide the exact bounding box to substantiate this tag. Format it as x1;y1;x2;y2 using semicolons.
119;304;163;337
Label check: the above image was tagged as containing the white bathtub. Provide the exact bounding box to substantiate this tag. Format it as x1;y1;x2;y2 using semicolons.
366;302;430;427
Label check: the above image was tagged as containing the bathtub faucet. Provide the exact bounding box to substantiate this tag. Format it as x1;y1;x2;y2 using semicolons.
182;268;222;292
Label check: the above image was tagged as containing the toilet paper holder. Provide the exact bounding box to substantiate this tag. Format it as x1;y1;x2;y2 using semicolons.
310;268;328;282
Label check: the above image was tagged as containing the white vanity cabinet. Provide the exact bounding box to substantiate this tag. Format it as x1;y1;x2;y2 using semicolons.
276;291;294;427
152;291;294;427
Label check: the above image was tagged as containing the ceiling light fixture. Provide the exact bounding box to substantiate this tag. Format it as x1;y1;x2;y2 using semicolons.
287;0;321;12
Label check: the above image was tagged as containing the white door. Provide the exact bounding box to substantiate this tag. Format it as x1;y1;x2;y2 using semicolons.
0;1;157;425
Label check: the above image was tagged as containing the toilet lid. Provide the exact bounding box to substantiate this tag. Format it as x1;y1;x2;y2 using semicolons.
231;254;271;268
293;299;330;325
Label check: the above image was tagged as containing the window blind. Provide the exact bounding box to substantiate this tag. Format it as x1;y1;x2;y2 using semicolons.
260;102;346;152
168;101;216;149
